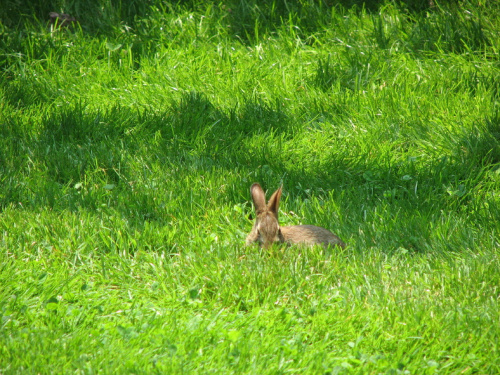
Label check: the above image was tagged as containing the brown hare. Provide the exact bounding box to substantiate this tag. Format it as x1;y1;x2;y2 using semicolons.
245;183;346;249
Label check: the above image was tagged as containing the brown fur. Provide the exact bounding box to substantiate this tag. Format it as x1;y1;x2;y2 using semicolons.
246;183;346;249
49;12;77;29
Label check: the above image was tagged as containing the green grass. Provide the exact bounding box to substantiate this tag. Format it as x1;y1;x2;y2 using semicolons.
1;0;500;373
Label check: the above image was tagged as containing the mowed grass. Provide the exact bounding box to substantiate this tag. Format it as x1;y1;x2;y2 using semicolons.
1;0;499;373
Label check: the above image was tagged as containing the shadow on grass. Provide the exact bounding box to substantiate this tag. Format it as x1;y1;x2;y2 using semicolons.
2;91;498;253
5;89;500;191
0;0;438;31
3;0;492;58
0;91;293;213
2;77;61;108
221;0;448;44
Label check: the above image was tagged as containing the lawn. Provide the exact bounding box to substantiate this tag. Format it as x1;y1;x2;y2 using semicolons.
1;0;499;373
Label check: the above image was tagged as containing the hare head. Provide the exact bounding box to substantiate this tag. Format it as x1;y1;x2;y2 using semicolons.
245;183;285;248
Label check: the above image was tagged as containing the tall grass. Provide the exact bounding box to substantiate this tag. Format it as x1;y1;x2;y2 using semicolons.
1;0;499;373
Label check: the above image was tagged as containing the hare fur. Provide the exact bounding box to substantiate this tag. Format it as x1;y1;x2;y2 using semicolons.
246;183;346;249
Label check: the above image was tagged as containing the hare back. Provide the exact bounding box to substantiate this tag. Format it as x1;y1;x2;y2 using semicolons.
280;225;346;249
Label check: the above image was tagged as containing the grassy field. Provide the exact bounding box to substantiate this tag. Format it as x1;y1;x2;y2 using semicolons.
1;0;499;373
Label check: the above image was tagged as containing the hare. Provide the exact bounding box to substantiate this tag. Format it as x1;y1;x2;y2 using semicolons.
245;183;346;249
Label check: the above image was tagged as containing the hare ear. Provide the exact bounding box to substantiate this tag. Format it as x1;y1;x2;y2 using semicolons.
267;185;282;215
250;183;267;211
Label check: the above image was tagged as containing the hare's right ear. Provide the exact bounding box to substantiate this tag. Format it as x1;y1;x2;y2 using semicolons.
250;183;267;212
267;185;282;216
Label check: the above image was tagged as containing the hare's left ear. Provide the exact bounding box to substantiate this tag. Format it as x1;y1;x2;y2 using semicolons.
267;186;282;216
250;183;267;212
